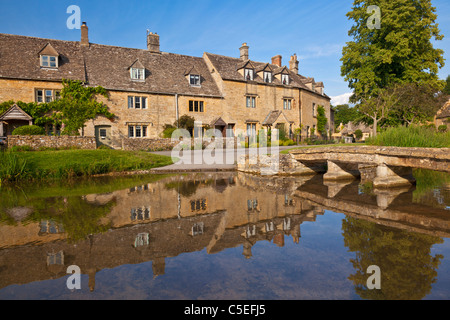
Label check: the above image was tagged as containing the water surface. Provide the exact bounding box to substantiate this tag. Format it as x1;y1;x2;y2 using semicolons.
0;170;449;300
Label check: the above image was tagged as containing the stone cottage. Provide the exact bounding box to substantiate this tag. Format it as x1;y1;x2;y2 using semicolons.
0;23;332;148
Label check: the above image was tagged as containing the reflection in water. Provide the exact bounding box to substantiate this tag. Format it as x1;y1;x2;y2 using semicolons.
0;169;449;300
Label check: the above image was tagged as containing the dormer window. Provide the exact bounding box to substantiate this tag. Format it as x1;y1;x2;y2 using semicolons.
264;71;272;83
130;68;145;81
281;74;290;85
244;68;254;81
190;74;201;87
41;55;58;68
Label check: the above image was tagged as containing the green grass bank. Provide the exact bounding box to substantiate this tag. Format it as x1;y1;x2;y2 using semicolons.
0;149;175;183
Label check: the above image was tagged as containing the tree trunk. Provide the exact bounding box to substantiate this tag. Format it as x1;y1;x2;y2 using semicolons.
372;117;378;137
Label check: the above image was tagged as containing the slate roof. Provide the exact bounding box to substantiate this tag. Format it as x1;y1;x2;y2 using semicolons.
205;52;330;99
0;33;222;97
262;110;294;126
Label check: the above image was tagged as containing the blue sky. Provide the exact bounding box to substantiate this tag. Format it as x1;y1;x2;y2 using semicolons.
1;0;450;105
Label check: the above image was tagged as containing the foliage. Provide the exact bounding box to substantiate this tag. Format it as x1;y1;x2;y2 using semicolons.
11;125;45;136
316;105;328;135
354;129;363;140
175;115;196;135
365;125;450;148
0;150;28;183
444;75;450;95
333;104;361;128
438;125;448;133
341;0;445;102
53;79;115;135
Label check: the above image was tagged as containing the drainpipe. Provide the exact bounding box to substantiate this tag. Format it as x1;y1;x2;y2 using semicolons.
175;94;179;128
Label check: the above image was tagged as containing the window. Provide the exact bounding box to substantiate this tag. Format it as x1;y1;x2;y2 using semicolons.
40;55;58;68
312;103;316;117
192;222;204;236
247;199;258;211
189;100;204;113
128;96;147;109
281;74;290;85
131;207;150;221
134;233;150;248
190;74;201;86
130;68;145;80
283;99;292;110
244;68;254;81
99;129;107;140
247;123;257;137
246;96;256;108
128;125;148;138
35;89;61;103
190;199;207;212
264;71;272;83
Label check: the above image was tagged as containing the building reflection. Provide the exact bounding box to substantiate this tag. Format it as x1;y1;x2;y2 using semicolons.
0;171;449;299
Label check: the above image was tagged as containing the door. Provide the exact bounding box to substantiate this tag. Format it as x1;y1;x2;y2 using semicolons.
95;125;112;148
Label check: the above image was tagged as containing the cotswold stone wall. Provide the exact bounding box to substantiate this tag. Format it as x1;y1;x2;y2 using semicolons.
7;135;97;150
121;138;180;152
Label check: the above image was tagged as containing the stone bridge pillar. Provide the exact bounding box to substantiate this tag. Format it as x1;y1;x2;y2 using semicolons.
373;164;416;188
323;161;360;181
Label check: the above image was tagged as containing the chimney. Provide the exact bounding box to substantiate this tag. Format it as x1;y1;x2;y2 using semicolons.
147;31;160;54
289;54;299;74
81;22;89;47
272;55;282;67
240;43;249;60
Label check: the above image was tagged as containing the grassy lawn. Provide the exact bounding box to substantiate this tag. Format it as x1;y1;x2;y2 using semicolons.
0;149;175;182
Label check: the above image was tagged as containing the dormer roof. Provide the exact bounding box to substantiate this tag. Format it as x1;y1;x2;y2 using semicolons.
129;59;145;70
38;43;59;57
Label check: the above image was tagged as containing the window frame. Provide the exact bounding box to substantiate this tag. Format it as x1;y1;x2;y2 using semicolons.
283;99;292;110
128;125;148;138
130;67;145;81
263;71;272;83
244;68;254;81
188;100;205;113
246;96;256;108
40;55;58;68
281;74;290;85
189;74;201;87
128;96;148;109
35;89;61;103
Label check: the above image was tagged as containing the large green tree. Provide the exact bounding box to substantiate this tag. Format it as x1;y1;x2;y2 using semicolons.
333;104;361;128
341;0;445;102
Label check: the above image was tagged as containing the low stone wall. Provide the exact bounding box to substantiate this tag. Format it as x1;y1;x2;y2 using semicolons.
7;135;97;150
121;138;180;152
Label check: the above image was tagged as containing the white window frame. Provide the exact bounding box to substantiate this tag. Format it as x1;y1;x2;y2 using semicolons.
35;89;61;103
264;71;272;83
246;96;256;108
128;125;148;138
128;96;148;109
40;55;58;68
244;68;254;81
283;99;292;110
190;74;201;87
281;74;290;85
130;68;145;81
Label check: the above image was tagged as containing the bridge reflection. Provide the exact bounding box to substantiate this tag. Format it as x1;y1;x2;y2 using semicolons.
0;171;448;298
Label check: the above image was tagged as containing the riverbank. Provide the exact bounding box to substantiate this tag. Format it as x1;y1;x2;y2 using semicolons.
0;149;175;183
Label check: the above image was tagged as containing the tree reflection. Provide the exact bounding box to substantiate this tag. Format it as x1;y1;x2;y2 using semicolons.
342;216;444;300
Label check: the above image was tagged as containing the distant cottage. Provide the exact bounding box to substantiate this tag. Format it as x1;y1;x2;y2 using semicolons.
0;23;332;148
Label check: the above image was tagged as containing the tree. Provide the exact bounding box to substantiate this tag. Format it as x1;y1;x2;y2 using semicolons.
53;79;115;136
175;115;195;135
444;75;450;95
341;0;445;102
391;83;447;125
333;104;361;128
357;85;400;136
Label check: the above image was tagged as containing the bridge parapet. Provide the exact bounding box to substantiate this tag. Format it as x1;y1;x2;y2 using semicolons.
290;146;450;188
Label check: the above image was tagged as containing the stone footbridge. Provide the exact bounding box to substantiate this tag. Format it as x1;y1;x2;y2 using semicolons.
289;146;450;188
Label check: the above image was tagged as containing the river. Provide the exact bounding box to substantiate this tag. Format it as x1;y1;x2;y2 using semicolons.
0;169;449;300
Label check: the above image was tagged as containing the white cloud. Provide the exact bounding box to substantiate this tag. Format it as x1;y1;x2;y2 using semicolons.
330;93;353;106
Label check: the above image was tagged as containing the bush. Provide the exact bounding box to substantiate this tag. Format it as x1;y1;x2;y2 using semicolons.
282;139;295;146
354;129;363;140
12;125;45;136
162;127;177;138
438;125;448;133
